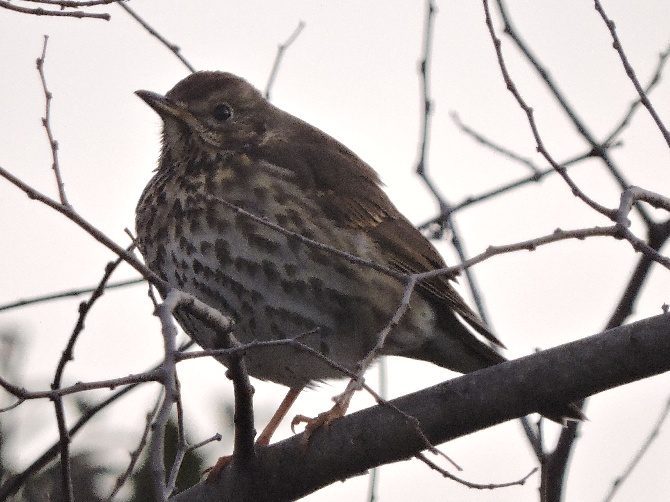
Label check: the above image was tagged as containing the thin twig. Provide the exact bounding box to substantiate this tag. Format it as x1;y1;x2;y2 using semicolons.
151;291;183;501
603;396;670;502
415;0;445;207
0;342;194;500
227;333;256;464
36;36;70;208
22;0;118;6
186;433;222;454
366;359;388;502
604;40;670;145
49;249;130;502
165;377;185;496
265;20;306;99
484;0;615;221
450;111;541;175
0;0;110;19
418;452;537;489
105;392;163;501
0;370;163;401
415;0;493;325
118;2;196;73
52;397;73;502
0;277;144;312
0;164;169;289
493;0;652;227
593;0;670;148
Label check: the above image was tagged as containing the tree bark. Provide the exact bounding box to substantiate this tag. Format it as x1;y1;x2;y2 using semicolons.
171;313;670;502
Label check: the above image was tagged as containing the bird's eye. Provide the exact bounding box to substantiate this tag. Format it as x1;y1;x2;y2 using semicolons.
212;104;232;122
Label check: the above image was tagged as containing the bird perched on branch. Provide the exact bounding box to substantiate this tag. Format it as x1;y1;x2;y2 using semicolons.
135;71;581;461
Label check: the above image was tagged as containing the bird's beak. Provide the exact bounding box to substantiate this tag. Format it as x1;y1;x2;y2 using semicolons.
135;90;189;121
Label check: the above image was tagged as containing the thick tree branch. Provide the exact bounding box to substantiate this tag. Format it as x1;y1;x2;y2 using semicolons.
172;313;670;502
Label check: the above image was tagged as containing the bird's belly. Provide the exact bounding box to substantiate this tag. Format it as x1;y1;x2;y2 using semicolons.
151;196;425;387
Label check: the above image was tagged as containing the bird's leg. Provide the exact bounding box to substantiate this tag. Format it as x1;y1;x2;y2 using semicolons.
206;386;303;482
257;386;303;446
291;388;354;446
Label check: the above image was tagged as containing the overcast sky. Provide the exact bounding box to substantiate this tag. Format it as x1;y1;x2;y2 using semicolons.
1;1;670;500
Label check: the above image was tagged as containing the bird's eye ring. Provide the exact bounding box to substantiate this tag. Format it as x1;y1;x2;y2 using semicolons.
212;104;232;122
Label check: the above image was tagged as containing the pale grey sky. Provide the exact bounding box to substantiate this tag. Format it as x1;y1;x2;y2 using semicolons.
1;1;669;500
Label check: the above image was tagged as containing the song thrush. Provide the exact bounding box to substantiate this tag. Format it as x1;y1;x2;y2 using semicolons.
135;72;580;449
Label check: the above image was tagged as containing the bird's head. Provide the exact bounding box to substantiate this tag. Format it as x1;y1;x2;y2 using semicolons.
136;71;272;156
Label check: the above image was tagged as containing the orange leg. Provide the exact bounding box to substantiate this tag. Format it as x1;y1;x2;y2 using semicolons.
257;386;302;446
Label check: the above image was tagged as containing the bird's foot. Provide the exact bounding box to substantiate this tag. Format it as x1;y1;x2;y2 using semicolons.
290;392;352;447
204;455;232;483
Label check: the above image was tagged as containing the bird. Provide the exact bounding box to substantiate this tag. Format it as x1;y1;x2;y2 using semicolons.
134;71;581;457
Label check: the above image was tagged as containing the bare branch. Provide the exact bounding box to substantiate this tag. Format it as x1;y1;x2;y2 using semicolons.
265;20;306;99
151;291;183;501
171;313;670;501
36;36;70;208
593;0;670;148
0;0;110;19
0;343;194;500
417;452;537;489
0;277;144;312
483;0;616;220
415;0;442;205
104;392;163;501
605;40;670;145
0;164;169;289
118;2;196;73
603;396;670;502
23;0;117;6
450;111;541;175
493;0;653;227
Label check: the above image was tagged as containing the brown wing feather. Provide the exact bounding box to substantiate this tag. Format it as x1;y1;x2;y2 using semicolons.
366;216;505;349
261;108;503;348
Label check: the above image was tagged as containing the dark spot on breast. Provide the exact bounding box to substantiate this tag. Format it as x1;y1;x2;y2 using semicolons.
261;260;280;282
285;208;304;228
276;213;289;228
333;261;357;281
179;235;196;255
206;206;230;233
156;225;168;242
234;213;256;234
283;263;297;277
280;279;294;294
270;322;286;339
308;249;330;266
189;216;201;234
253;185;269;201
192;258;214;280
200;240;213;254
240;300;254;316
233;256;261;277
286;236;302;255
309;277;324;294
274;187;290;205
215;239;231;264
247;233;281;253
169;199;184;219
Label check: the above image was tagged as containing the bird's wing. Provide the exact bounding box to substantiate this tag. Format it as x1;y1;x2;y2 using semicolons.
261;117;503;348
